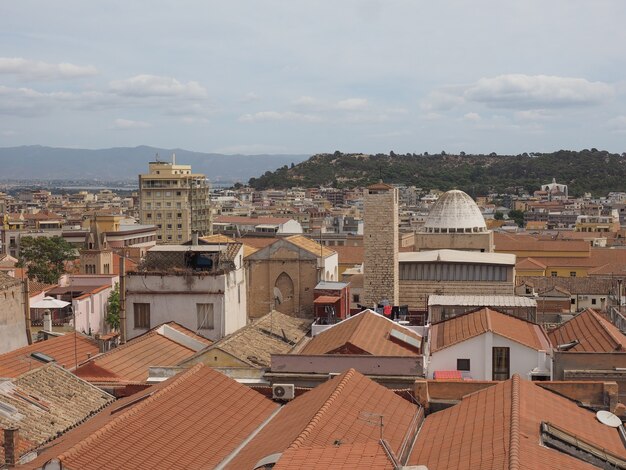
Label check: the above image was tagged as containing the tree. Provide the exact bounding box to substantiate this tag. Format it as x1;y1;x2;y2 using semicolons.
508;209;525;227
105;283;121;330
17;236;76;284
494;211;504;220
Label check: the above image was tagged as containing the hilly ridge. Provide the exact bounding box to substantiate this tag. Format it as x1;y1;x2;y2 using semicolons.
248;149;626;197
0;145;310;182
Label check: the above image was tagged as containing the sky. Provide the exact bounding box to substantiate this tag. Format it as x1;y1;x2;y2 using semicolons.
1;1;626;156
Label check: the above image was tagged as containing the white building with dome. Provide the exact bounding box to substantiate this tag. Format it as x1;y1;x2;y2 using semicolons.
415;189;493;252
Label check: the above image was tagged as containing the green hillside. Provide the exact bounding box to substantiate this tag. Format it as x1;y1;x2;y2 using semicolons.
248;149;626;196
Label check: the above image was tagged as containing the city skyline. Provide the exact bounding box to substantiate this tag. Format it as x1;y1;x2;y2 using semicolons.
1;1;626;155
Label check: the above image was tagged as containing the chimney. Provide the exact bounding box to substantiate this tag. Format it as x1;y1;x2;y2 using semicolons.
43;310;52;333
192;232;199;246
4;427;19;467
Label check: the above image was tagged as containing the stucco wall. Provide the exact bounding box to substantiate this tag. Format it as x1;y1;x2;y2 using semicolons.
428;332;551;380
0;281;27;353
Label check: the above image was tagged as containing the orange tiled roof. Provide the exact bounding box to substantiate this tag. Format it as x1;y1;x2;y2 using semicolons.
408;375;625;469
0;333;99;377
74;322;212;384
548;308;626;352
226;368;420;469
274;442;394;469
516;257;547;270
44;364;279;470
285;235;336;258
216;215;293;224
494;232;591;253
429;308;551;353
300;310;422;356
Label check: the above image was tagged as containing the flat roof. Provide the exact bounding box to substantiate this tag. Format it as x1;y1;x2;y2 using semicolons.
399;249;515;266
428;295;537;308
315;281;350;290
148;245;224;252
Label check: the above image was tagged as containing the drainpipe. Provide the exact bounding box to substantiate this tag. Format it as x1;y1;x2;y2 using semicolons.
119;255;126;344
23;277;32;344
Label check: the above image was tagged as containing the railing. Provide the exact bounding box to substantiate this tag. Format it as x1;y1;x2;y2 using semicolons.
607;306;626;333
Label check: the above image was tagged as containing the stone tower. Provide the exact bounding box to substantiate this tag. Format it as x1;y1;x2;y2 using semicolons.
363;181;399;306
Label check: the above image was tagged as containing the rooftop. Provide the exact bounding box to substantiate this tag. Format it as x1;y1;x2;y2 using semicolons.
428;295;537;308
0;333;99;378
429;308;551;353
408;375;626;469
548;308;626;352
300;310;422;356
0;364;114;463
183;311;312;368
422;190;487;233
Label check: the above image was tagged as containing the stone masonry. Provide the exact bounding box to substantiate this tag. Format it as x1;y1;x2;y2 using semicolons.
363;182;399;306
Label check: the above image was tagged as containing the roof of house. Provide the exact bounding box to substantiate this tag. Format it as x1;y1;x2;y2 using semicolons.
285;235;336;258
300;310;422;356
408;375;625;470
0;364;114;463
516;257;547;270
0;333;99;378
183;311;312;368
494;232;591;253
226;368;420;469
429;308;552;353
74;322;212;384
428;295;537;308
215;215;293;225
36;364;279;470
548;308;626;352
273;442;394;469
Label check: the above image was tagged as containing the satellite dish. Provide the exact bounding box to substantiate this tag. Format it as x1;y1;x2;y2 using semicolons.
273;287;284;305
596;410;622;428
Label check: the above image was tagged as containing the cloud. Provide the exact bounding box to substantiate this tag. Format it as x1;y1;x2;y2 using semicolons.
238;111;322;123
608;115;626;133
239;92;260;103
0;57;98;80
463;112;481;121
464;74;613;109
336;98;368;110
109;75;207;99
2;130;17;136
111;118;151;129
422;75;614;113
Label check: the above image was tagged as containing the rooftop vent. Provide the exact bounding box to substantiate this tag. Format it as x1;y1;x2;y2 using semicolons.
30;352;55;363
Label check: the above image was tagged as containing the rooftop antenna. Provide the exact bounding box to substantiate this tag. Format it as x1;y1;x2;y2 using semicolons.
172;152;176;165
155;152;160;162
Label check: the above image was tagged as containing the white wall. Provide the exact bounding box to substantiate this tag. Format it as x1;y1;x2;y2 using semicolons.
125;252;247;342
279;219;303;234
321;253;339;281
72;285;112;335
428;332;551;380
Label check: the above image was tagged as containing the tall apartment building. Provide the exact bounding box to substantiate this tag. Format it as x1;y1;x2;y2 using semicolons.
139;156;211;244
363;181;399;306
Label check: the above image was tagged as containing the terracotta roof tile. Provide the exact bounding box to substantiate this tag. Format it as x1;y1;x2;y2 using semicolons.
332;245;364;265
548;308;626;352
0;333;99;378
274;442;394;469
409;374;625;469
46;364;279;470
285;235;336;258
300;310;422;356
74;322;212;384
184;311;312;368
430;308;551;353
216;215;293;225
226;368;420;469
0;364;114;462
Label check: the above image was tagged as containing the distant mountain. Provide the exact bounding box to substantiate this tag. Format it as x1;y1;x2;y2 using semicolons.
248;149;626;197
0;145;310;182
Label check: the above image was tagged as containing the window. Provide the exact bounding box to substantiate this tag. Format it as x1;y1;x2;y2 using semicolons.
197;303;214;330
177;212;182;219
457;358;470;371
352;294;360;303
133;303;150;329
177;224;182;229
167;224;172;229
146;213;152;219
167;212;172;219
570;272;576;277
571;298;576;305
551;271;557;277
591;298;596;305
492;347;510;380
176;191;182;196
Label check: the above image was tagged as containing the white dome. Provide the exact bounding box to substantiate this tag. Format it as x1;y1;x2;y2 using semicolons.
422;190;487;233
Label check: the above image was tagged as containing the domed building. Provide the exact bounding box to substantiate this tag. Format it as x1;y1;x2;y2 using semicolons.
415;190;493;252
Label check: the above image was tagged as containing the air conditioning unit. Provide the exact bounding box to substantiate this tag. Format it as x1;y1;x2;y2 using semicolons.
272;383;295;401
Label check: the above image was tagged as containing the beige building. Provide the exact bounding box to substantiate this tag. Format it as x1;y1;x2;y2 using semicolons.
138;156;211;244
363;182;399;306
